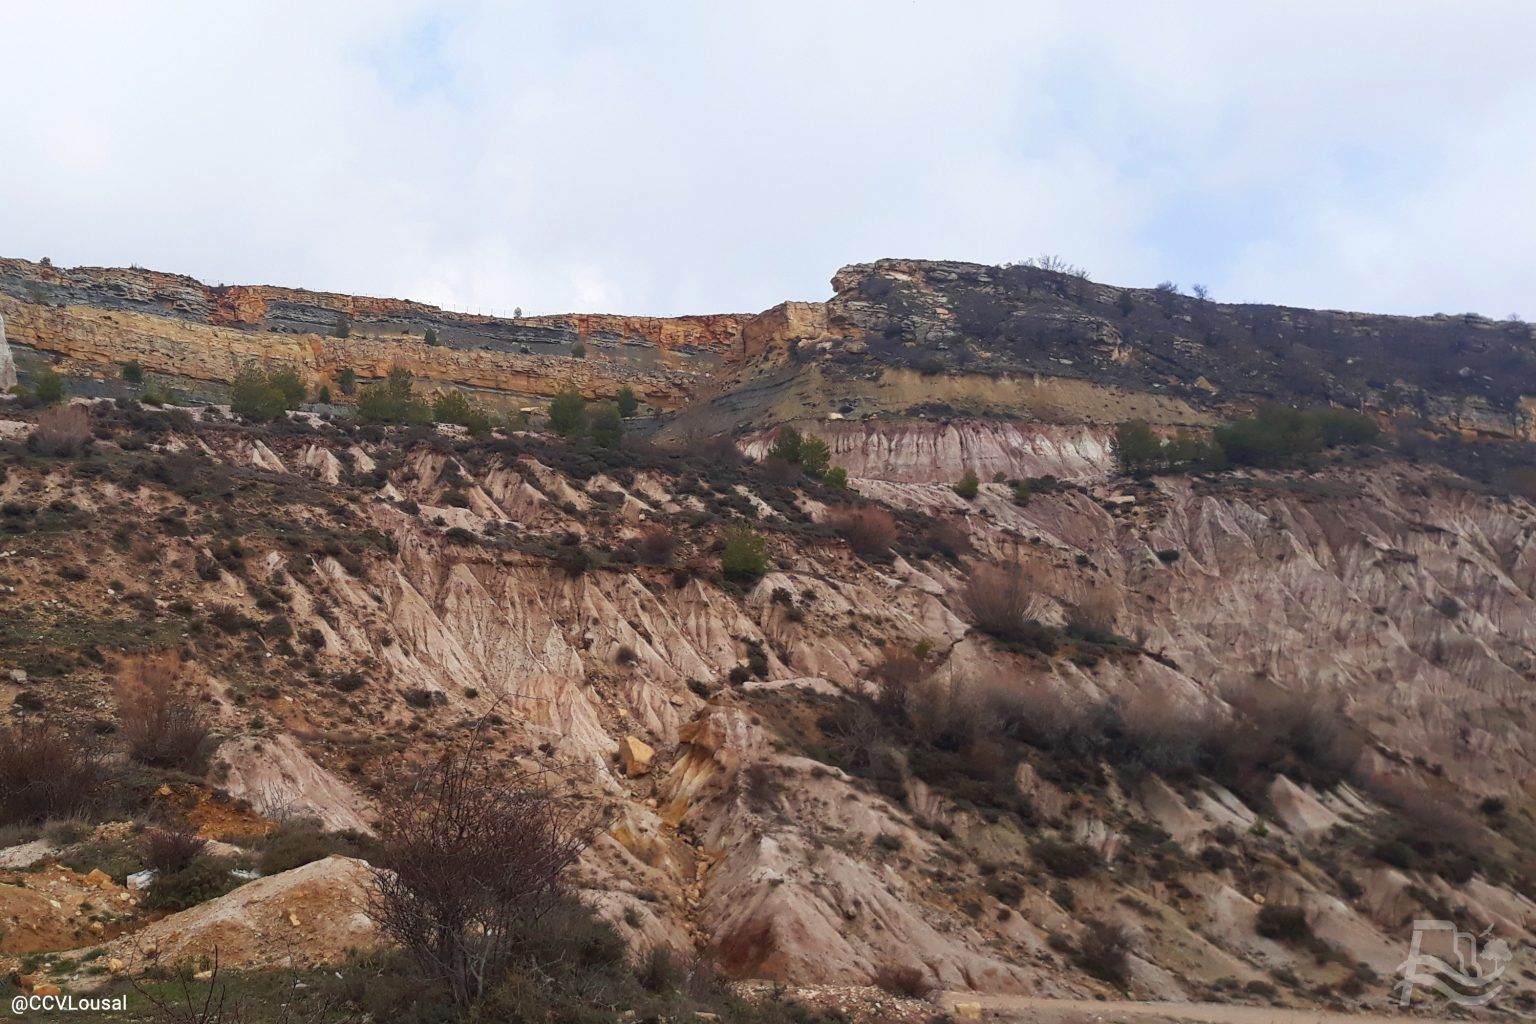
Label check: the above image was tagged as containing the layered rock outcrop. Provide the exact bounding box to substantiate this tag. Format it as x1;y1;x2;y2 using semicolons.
0;258;745;408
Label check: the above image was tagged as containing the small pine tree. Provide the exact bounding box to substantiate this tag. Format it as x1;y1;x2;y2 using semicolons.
547;388;587;437
337;367;357;396
1112;420;1163;474
1115;290;1135;317
33;369;66;405
588;403;623;447
823;467;849;490
768;426;803;464
121;360;144;384
953;469;980;500
720;523;768;582
798;436;831;478
432;389;475;426
570;341;587;359
424;328;440;346
317;385;332;404
334;314;351;339
616;386;639;418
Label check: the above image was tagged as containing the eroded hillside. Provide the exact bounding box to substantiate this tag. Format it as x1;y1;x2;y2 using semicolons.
2;398;1534;1016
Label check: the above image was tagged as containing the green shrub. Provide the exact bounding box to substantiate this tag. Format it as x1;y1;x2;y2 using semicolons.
121;360;144;384
33;369;66;405
356;367;431;425
337;367;357;395
1032;837;1099;878
230;362;306;421
143;858;238;911
720;522;768;582
823;467;848;490
953;469;980;500
254;822;373;875
1255;904;1313;944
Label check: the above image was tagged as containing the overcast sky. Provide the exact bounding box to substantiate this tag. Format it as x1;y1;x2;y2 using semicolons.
2;2;1533;318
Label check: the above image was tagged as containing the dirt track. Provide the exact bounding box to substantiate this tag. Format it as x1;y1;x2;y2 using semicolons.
939;992;1455;1024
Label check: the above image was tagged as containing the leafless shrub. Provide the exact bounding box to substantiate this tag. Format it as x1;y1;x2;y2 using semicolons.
869;643;933;719
1362;772;1492;863
29;404;91;456
826;505;899;559
1220;682;1363;789
962;562;1048;641
371;728;599;1005
0;722;109;826
824;702;887;775
980;674;1092;752
872;963;935;1000
636;524;678;565
1065;586;1120;642
116;652;211;772
145;828;209;874
920;517;972;560
1073;919;1132;986
1117;690;1225;777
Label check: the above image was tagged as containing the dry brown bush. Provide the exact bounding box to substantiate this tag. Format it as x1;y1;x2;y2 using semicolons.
115;652;211;772
372;728;599;1005
1362;772;1492;861
1073;919;1132;986
826;505;899;558
30;404;91;456
0;722;109;826
872;963;935;999
869;643;933;718
958;561;1044;641
1066;585;1121;641
1117;689;1225;777
1221;682;1363;789
145;828;209;873
636;524;678;565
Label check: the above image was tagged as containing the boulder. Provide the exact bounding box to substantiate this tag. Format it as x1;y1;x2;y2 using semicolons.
619;735;655;777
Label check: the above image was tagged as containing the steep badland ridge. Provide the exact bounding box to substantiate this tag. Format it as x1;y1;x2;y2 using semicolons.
1;404;1534;1015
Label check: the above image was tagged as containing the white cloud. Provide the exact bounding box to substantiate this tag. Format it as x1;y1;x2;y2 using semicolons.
1;1;1532;317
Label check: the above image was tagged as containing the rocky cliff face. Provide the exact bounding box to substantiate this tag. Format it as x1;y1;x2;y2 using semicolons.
0;258;746;408
811;259;1536;438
